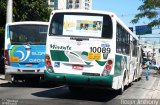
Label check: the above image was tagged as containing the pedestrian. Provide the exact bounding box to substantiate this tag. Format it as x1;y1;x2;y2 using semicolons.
144;60;150;81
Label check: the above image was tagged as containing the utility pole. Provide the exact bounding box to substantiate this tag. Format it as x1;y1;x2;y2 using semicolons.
6;0;13;23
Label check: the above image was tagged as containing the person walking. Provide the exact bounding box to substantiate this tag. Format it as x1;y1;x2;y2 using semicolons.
144;60;150;81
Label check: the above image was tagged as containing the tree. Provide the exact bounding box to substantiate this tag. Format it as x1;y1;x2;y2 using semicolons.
0;0;51;50
0;0;51;27
0;0;7;27
131;0;160;27
13;0;51;22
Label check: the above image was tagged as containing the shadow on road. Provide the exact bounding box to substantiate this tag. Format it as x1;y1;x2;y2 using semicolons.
32;86;119;102
0;81;60;88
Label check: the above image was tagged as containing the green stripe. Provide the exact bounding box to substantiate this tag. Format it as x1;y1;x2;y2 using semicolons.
50;50;69;61
114;54;128;76
44;70;113;87
114;55;123;76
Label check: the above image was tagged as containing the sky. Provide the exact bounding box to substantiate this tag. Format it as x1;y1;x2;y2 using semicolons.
92;0;160;44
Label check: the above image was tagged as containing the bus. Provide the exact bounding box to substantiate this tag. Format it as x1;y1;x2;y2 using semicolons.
4;21;48;83
44;10;143;94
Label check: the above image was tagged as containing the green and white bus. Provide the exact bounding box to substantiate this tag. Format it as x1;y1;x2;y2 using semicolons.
45;10;143;94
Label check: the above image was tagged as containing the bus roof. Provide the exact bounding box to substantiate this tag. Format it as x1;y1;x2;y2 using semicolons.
50;9;139;40
6;21;49;26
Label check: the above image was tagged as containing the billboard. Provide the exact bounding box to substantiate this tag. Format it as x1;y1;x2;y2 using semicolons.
63;15;103;37
135;25;152;35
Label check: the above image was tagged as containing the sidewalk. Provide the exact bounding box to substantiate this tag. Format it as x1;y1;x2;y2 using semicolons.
0;74;9;84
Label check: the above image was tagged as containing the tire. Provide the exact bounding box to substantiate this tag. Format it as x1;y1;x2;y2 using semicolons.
11;75;18;84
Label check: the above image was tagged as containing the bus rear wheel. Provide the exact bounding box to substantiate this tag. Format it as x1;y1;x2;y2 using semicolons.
11;75;19;84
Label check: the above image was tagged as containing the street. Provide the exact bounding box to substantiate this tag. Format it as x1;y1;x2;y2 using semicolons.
0;69;160;105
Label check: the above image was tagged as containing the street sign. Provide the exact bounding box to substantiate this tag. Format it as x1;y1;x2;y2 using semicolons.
135;25;152;35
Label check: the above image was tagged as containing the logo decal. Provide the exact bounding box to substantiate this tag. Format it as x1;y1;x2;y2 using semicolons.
10;45;31;62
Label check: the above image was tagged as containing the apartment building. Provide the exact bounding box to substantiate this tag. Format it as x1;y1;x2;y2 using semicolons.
142;41;160;65
153;44;160;65
67;0;92;10
48;0;92;10
48;0;66;10
142;42;154;61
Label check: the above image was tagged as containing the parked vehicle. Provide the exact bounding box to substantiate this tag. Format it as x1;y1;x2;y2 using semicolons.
149;62;160;70
4;21;48;83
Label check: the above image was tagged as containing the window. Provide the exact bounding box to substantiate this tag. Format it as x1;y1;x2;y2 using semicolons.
75;0;79;3
68;5;72;9
69;0;72;3
116;23;130;55
75;5;79;9
9;24;48;45
49;12;113;38
132;38;137;57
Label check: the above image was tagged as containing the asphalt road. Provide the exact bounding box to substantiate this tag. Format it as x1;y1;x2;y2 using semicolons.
0;69;160;105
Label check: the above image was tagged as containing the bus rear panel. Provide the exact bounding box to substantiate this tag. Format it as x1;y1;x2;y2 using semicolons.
45;11;115;89
5;22;48;82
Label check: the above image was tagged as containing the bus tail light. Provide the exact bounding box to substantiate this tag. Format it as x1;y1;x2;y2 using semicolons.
105;65;111;71
4;50;10;66
45;55;54;73
102;60;113;76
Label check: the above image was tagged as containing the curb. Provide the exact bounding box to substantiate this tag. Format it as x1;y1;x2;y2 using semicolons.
0;75;8;84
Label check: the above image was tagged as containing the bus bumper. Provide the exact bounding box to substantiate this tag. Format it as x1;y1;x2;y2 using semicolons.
44;70;113;88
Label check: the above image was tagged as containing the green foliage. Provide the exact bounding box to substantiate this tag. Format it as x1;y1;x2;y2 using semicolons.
0;0;7;27
131;0;160;27
13;0;51;22
0;0;51;49
0;0;51;27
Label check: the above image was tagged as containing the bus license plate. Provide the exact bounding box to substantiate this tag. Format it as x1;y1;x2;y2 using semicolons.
72;65;83;70
25;64;32;66
88;52;101;60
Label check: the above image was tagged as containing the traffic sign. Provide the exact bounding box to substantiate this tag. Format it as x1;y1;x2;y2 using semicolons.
135;25;152;35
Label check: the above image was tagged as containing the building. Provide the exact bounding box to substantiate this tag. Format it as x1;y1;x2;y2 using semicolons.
153;44;160;65
67;0;92;10
48;0;92;10
142;41;154;61
48;0;67;10
142;41;160;65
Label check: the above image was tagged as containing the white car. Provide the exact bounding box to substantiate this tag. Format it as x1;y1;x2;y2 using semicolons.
150;64;160;70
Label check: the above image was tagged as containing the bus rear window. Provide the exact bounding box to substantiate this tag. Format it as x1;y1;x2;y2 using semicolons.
49;12;113;38
9;25;48;45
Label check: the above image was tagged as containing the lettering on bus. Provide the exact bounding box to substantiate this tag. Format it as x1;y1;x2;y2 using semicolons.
89;44;111;60
50;44;71;50
90;47;111;53
29;59;45;62
32;52;45;55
